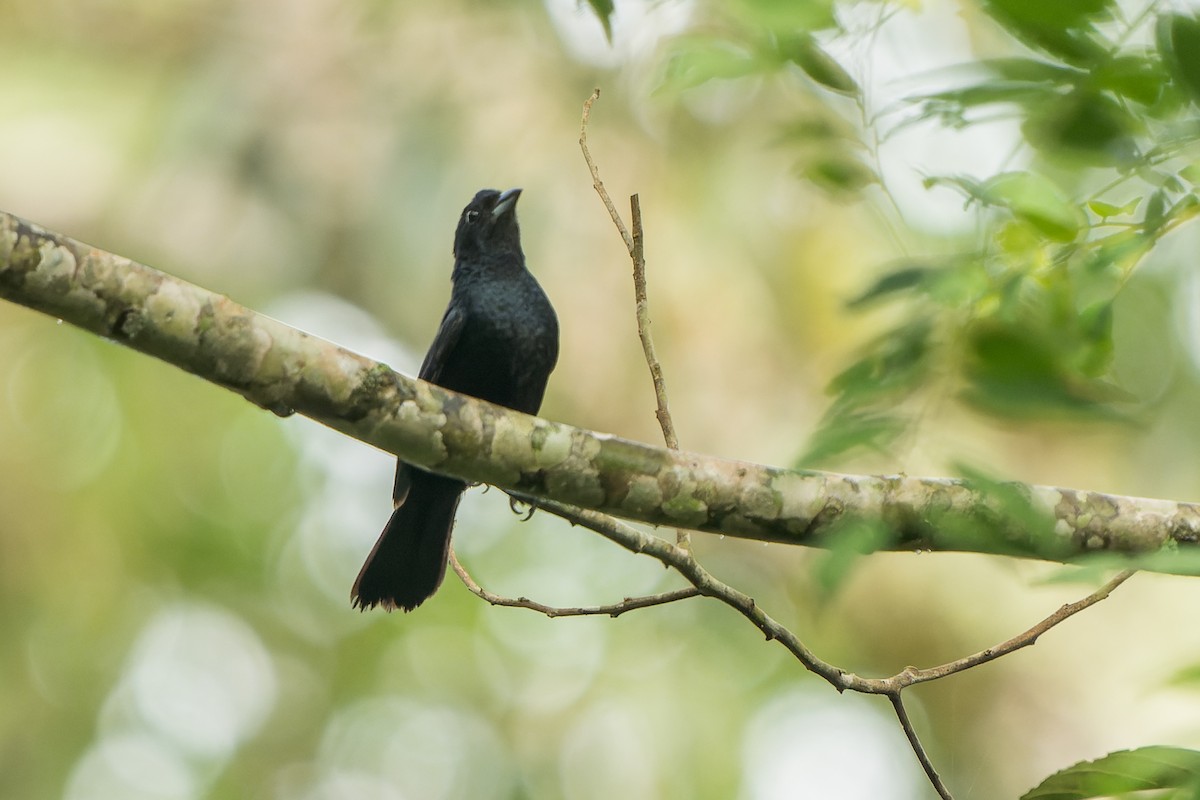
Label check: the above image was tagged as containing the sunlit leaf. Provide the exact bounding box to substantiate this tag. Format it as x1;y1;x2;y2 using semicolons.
980;172;1085;241
733;0;837;32
800;154;876;195
1021;746;1200;799
1087;200;1123;217
1168;193;1200;227
1180;164;1200;186
1166;664;1200;690
657;36;760;92
1088;228;1150;273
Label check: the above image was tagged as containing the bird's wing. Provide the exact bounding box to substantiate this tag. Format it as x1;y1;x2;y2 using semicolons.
418;301;466;383
393;301;466;507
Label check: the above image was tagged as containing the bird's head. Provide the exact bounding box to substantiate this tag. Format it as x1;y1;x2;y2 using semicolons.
452;188;523;262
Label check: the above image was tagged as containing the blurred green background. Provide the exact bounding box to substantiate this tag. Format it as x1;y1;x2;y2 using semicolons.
4;0;1200;797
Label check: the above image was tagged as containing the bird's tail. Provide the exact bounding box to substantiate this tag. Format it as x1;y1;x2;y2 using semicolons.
352;470;466;611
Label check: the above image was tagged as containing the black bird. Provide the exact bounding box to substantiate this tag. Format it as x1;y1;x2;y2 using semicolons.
352;188;559;611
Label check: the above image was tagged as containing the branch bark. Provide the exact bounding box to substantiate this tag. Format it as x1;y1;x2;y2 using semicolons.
3;208;1200;565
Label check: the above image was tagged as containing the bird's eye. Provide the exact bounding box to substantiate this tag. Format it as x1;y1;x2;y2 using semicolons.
465;210;480;224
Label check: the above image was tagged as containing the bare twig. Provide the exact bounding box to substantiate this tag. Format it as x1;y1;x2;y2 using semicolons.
449;549;700;618
580;90;684;543
529;495;1138;800
894;569;1137;686
629;195;678;451
574;88;1141;797
889;693;952;800
580;89;634;255
528;497;852;687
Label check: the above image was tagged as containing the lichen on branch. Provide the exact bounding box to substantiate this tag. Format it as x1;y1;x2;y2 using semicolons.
3;208;1200;565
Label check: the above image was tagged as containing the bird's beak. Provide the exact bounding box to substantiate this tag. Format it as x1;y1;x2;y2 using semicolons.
492;188;522;219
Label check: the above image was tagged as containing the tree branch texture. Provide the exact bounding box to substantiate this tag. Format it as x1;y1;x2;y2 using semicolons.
3;208;1200;566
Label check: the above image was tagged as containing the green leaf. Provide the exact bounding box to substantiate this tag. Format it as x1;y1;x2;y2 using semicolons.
846;265;933;307
1180;164;1200;186
657;36;760;93
781;34;858;95
799;154;876;196
1051;550;1200;581
827;321;932;401
1165;664;1200;690
980;0;1113;65
1160;14;1200;106
1087;199;1124;217
1021;746;1200;799
1075;301;1113;377
1092;52;1167;106
810;519;891;600
584;0;615;43
1088;228;1150;272
1022;89;1138;166
981;172;1085;241
797;409;906;468
733;0;837;32
1088;196;1140;220
983;0;1112;33
980;57;1082;83
951;464;1065;558
1144;189;1167;232
962;324;1121;418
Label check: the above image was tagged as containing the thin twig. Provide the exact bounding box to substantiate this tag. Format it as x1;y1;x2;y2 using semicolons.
580;89;634;255
629;195;678;451
894;569;1137;686
581;90;685;543
528;497;852;688
449;549;700;618
524;497;1136;800
571;88;1139;800
889;693;953;800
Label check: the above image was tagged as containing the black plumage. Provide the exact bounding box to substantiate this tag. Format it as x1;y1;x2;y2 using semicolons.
352;188;559;611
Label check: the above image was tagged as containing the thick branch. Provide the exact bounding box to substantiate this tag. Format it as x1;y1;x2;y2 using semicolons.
3;209;1200;564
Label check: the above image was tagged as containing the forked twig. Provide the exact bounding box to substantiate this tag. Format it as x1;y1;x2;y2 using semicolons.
524;494;1136;800
580;88;683;542
488;89;1144;800
894;569;1136;686
580;90;677;449
450;549;700;617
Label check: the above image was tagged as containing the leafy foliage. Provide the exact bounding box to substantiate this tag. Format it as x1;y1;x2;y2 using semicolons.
624;2;1200;787
1021;747;1200;799
648;0;1200;466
